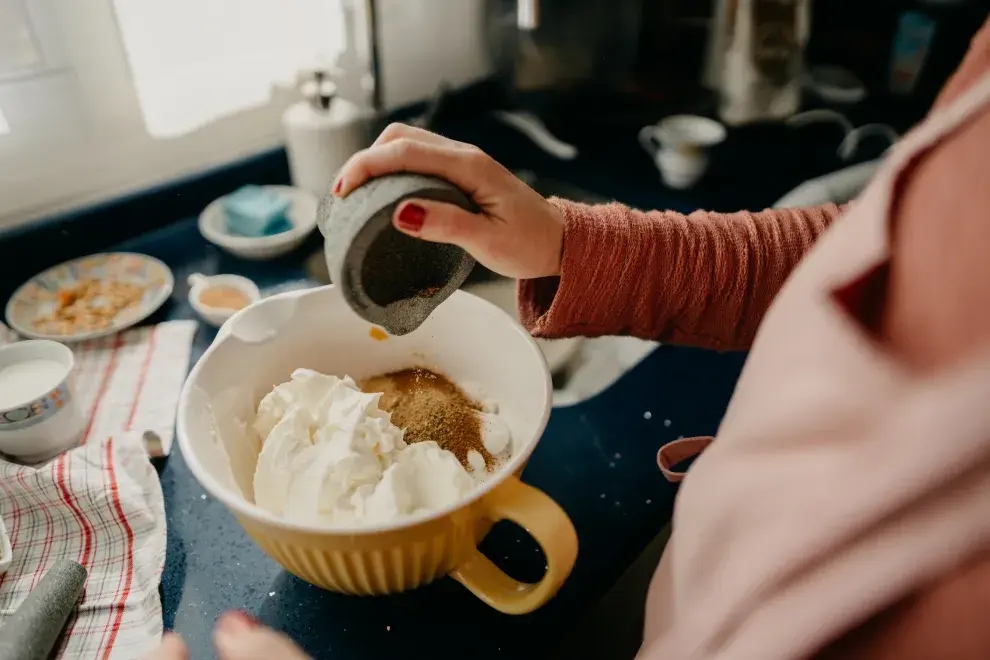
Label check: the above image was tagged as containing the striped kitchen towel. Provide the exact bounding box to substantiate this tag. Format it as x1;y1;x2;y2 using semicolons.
0;320;196;658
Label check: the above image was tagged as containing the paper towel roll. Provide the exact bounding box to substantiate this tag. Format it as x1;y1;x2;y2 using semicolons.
283;96;373;197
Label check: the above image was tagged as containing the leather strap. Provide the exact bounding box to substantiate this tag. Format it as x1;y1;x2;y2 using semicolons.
657;436;714;483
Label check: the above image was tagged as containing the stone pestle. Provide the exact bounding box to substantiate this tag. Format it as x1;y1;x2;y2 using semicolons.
0;560;87;660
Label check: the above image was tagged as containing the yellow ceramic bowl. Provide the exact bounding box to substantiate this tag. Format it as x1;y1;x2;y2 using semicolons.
177;285;577;614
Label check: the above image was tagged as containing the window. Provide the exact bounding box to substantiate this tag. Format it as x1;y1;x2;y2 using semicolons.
0;0;347;227
111;0;345;138
0;0;43;79
0;1;485;228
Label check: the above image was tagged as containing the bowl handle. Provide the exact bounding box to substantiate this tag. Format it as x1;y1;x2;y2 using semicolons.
449;476;577;614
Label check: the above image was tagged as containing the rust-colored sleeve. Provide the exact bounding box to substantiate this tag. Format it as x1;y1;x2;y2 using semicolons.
517;198;845;351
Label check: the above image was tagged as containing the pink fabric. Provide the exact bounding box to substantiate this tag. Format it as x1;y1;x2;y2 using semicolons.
656;436;713;483
646;74;990;658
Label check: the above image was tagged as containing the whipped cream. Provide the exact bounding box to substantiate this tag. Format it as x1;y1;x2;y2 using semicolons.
252;369;477;526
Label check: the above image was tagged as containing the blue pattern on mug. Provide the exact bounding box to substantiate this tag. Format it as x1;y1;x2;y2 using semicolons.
0;381;72;430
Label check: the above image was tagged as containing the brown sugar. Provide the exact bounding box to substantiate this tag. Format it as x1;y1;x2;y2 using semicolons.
360;367;493;470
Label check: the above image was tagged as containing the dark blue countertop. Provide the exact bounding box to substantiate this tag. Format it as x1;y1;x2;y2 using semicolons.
127;218;746;659
0;109;806;658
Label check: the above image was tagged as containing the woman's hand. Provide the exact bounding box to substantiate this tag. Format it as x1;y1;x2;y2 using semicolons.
145;611;310;660
333;123;565;280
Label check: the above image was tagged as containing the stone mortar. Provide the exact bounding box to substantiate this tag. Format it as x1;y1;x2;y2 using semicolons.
318;174;477;335
0;560;87;660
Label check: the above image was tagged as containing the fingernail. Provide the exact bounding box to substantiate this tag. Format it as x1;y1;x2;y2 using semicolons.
217;610;259;635
396;203;426;232
333;179;342;195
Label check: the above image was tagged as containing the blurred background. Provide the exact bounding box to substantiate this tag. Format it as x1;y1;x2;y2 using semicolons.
2;0;987;228
1;3;989;658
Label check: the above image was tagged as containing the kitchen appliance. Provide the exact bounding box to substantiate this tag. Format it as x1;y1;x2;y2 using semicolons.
483;0;641;151
704;0;812;125
486;0;641;95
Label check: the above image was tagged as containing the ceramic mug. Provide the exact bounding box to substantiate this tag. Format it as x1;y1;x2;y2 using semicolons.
0;340;83;462
639;115;727;189
177;285;578;614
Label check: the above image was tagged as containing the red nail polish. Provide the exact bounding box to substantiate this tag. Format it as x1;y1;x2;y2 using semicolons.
396;204;426;232
333;179;342;194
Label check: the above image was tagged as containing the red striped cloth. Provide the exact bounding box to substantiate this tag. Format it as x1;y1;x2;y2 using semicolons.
0;321;195;658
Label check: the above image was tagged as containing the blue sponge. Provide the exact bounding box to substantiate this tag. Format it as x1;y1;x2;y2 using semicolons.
222;186;292;237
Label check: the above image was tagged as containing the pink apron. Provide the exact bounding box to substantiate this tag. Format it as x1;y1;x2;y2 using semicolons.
645;72;990;659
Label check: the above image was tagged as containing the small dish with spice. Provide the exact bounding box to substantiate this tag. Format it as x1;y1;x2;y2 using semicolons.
187;273;260;327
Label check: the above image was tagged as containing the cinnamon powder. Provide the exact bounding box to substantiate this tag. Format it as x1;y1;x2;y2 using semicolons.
360;367;494;470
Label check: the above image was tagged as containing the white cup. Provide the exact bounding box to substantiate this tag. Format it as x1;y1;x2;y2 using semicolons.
639;115;727;189
0;340;84;462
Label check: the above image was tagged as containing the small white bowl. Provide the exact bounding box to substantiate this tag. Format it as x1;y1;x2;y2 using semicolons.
188;273;261;327
0;340;84;462
199;185;318;260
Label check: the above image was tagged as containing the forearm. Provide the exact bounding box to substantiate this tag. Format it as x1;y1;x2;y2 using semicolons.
518;198;846;350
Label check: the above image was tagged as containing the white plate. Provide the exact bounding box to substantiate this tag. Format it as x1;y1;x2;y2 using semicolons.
5;253;174;342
